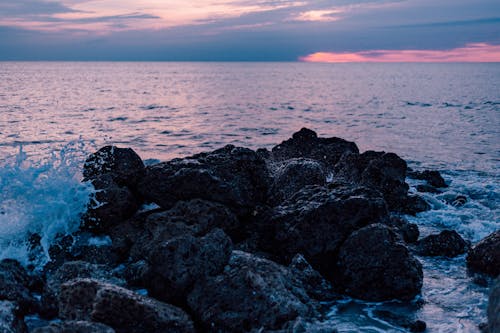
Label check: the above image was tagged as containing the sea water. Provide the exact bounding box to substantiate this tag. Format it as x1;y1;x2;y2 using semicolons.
0;62;498;331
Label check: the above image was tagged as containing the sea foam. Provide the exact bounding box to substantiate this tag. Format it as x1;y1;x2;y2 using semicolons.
0;142;94;268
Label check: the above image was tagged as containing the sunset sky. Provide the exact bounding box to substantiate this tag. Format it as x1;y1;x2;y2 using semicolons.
0;0;499;61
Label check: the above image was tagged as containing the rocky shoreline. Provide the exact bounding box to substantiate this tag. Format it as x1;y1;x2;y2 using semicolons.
1;128;498;332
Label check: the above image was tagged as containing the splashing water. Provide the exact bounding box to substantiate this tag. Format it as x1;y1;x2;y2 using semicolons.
0;141;94;268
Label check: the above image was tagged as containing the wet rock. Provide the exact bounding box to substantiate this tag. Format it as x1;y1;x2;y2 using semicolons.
33;321;115;333
467;230;500;276
416;230;469;257
402;194;431;215
373;310;426;332
59;279;195;333
337;224;423;301
83;146;145;189
187;251;318;332
267;183;388;278
408;170;447;188
271;128;359;166
488;278;500;333
138;145;269;217
263;317;337;333
289;254;335;301
41;261;125;319
441;194;468;207
82;174;140;232
333;151;409;211
416;184;442;194
268;158;326;205
387;214;419;243
0;301;26;333
0;259;37;314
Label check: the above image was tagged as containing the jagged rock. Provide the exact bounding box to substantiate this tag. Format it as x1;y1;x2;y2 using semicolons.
268;158;326;205
408;170;447;188
467;230;500;276
333;151;409;211
0;301;26;333
289;254;335;301
402;194;431;215
266;183;388;278
41;261;125;319
59;279;195;333
33;321;115;333
83;146;145;189
271;128;358;166
387;214;419;243
82;174;140;232
337;224;423;301
416;230;469;257
138;145;269;216
488;278;500;333
416;184;442;194
0;259;37;314
187;251;318;332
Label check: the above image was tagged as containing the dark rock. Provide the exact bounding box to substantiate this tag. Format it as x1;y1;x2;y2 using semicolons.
416;230;469;257
408;170;447;188
488;278;500;333
83;146;145;189
0;259;36;314
289;254;335;301
59;279;195;333
373;310;426;332
271;128;359;166
416;184;442;194
82;174;140;232
144;228;232;304
263;317;337;333
442;194;468;207
267;183;388;278
33;321;115;333
467;230;500;276
187;251;318;332
138;145;269;217
337;224;423;301
333;151;409;211
268;158;326;205
387;215;419;243
0;301;26;333
41;261;125;319
402;194;431;215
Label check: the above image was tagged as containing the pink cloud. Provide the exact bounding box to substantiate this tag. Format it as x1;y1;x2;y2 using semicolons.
300;43;500;63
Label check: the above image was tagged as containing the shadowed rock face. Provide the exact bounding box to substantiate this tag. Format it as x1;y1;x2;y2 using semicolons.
467;230;500;277
59;279;195;333
187;251;318;333
0;301;27;333
416;230;469;257
337;224;423;301
33;321;115;333
137;145;270;217
271;128;359;167
488;279;500;333
407;170;447;188
265;183;389;279
0;259;37;315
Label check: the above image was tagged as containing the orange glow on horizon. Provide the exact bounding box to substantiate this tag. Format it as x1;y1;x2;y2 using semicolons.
300;43;500;63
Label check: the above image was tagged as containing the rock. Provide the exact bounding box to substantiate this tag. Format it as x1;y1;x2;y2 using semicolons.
267;183;388;278
82;174;140;232
488;278;500;333
402;194;431;215
0;301;26;333
467;230;500;276
187;251;318;332
408;170;447;188
416;184;442;194
138;145;269;217
416;230;469;257
0;259;37;314
333;151;409;211
271;128;358;166
373;310;426;332
33;321;115;333
263;317;337;333
41;261;125;319
289;254;335;301
337;224;423;301
143;228;232;304
59;279;195;333
387;215;419;243
268;158;326;205
83;146;145;189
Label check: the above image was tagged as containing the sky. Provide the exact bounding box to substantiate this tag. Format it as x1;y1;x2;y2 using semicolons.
0;0;499;61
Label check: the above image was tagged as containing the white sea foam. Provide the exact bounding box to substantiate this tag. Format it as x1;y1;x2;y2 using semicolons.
0;142;94;268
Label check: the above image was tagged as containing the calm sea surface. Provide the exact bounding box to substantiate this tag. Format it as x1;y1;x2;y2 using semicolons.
0;62;499;332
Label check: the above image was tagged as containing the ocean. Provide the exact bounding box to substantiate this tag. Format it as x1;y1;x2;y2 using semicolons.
0;62;499;332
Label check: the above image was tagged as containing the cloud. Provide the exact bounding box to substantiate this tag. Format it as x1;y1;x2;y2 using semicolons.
300;43;500;62
294;9;343;22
